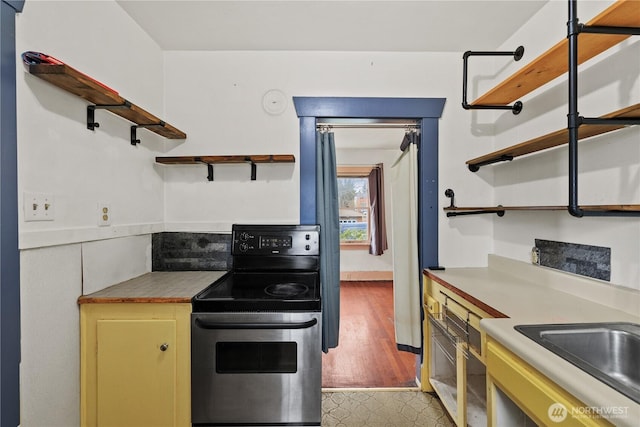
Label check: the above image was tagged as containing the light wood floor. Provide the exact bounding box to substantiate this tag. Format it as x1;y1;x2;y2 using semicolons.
322;281;418;388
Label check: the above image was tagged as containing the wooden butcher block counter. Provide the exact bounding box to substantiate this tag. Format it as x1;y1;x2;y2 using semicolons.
77;271;226;304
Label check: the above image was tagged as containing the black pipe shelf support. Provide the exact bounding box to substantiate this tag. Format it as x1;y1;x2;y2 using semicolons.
468;155;514;172
567;0;640;218
444;189;505;217
462;46;525;115
446;209;505;218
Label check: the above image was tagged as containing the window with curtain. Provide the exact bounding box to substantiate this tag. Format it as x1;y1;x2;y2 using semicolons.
337;165;387;255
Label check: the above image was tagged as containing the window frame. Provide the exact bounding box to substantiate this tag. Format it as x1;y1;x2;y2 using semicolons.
337;166;373;249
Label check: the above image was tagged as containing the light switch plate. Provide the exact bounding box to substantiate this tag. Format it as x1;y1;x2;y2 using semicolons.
24;192;55;221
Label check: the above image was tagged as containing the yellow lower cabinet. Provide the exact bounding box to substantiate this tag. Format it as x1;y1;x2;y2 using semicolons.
421;274;490;426
486;338;613;427
81;303;191;427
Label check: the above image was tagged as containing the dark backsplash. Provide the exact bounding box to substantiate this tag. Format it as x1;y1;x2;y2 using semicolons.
152;232;232;271
534;239;611;281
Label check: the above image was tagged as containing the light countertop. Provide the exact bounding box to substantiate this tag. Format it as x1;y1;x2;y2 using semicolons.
425;255;640;426
77;271;227;304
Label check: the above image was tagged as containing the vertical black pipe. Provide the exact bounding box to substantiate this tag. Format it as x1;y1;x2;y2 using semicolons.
567;0;584;217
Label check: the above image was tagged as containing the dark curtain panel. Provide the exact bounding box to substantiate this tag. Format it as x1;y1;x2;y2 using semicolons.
368;164;388;256
316;131;340;352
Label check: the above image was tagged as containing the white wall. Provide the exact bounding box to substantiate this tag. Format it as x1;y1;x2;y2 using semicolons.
482;0;640;288
16;1;165;425
17;0;167;248
162;51;494;264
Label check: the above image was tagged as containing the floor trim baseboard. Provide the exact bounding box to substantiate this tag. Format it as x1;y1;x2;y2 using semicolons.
322;386;420;393
340;270;393;281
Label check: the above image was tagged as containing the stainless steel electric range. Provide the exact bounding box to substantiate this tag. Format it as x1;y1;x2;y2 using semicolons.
191;224;321;427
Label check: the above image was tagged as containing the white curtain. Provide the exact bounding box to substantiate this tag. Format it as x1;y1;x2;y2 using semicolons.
390;141;421;353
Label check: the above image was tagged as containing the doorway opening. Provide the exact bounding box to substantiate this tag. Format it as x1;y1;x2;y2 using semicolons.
293;97;445;389
326;123;418;388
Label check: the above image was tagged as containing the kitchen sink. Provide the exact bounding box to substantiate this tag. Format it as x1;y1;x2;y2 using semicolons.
515;322;640;403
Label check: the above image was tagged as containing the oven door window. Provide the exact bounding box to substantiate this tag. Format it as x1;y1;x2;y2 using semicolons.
216;342;298;373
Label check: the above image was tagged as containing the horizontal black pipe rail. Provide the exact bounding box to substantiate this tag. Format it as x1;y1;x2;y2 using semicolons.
468;155;514;172
579;24;640;35
446;209;505;218
580;117;640;126
567;0;640;218
462;46;525;115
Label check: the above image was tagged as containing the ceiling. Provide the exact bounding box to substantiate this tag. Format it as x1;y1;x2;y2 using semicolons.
116;1;549;150
116;0;549;52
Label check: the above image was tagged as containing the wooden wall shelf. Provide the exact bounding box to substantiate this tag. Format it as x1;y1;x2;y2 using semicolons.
26;62;186;144
155;155;295;181
458;0;639;218
155;155;295;165
471;0;639;106
467;103;640;170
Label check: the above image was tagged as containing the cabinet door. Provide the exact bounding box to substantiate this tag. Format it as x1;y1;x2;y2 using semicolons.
96;319;176;427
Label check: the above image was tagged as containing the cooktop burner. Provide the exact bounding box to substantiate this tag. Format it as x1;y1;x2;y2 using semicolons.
193;271;320;312
265;282;310;298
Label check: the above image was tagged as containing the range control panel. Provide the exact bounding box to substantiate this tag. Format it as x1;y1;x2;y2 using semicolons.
231;224;320;256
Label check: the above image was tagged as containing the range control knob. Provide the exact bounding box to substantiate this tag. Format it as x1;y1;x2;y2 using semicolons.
239;243;249;252
239;232;250;241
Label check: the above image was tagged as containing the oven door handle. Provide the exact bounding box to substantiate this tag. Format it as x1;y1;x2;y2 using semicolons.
194;317;318;330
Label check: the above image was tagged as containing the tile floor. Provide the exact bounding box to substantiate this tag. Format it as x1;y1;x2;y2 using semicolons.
322;389;454;426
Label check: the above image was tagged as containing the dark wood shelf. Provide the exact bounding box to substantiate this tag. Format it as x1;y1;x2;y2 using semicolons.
471;0;639;106
155;155;295;181
26;63;186;140
467;103;640;170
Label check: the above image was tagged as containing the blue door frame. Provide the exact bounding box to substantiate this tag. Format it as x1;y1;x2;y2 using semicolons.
292;97;445;269
1;1;24;425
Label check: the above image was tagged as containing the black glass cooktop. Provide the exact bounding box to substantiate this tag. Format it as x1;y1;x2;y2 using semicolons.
192;271;320;312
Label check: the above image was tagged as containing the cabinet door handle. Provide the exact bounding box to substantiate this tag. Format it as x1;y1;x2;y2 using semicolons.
159;343;169;352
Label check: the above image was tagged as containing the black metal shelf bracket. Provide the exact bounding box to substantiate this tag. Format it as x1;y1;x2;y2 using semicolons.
194;157;258;182
131;121;166;145
567;0;640;218
468;154;514;172
87;101;132;130
193;157;215;181
462;46;525;115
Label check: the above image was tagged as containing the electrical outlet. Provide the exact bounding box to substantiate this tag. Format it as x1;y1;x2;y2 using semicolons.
24;193;55;221
98;202;112;226
531;246;540;265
